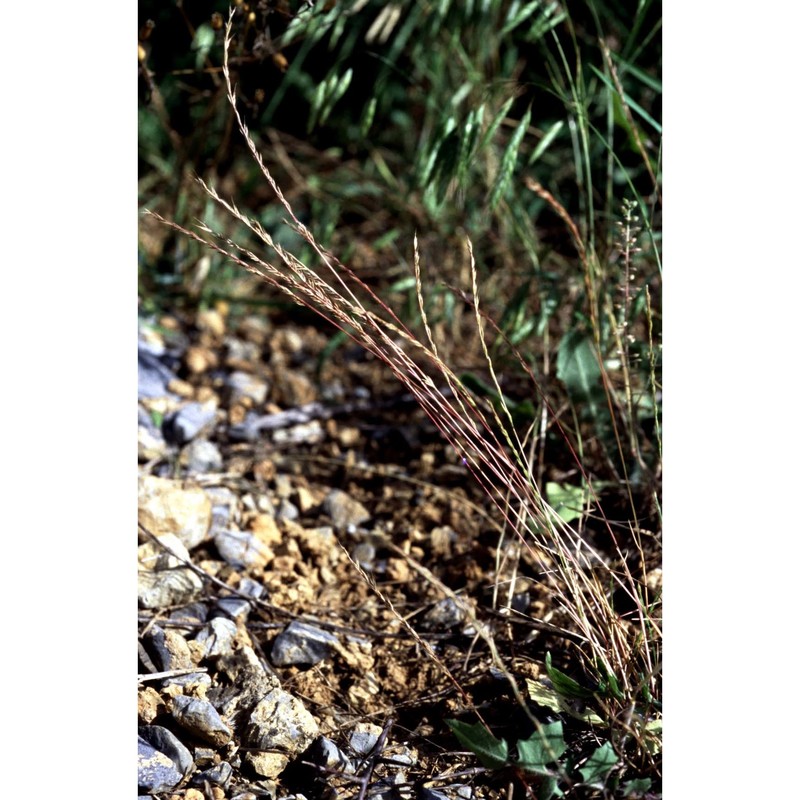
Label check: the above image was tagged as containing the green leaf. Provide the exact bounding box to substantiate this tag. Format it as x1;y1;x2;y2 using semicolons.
526;678;605;725
545;652;595;700
622;777;652;796
516;720;567;775
446;719;509;770
556;330;601;400
149;409;164;429
536;774;564;800
546;481;585;524
578;741;618;785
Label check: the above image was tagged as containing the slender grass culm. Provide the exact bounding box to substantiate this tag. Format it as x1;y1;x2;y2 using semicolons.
146;5;662;795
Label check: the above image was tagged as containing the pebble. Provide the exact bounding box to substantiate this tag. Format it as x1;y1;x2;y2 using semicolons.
237;315;272;345
348;723;382;756
423;597;467;630
215;596;252;621
272;420;325;446
192;760;233;787
351;542;376;569
276;498;299;521
181;438;223;474
138;534;204;609
245;751;291;780
138;736;184;793
323;489;371;533
171;695;233;747
225;370;269;405
206;487;239;536
225;336;262;365
138;475;213;550
139;347;180;399
139;724;194;778
165;400;218;445
144;625;195;672
197;308;226;338
307;736;354;775
168;602;209;634
194;617;238;659
138;405;169;461
215;645;280;722
238;577;267;599
245;688;320;758
270;621;340;667
214;529;273;570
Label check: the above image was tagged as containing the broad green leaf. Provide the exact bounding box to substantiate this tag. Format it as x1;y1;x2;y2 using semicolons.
516;720;567;775
622;778;652;796
546;481;585;524
446;719;509;770
525;678;604;725
578;741;618;784
556;330;601;400
537;775;564;800
642;718;663;755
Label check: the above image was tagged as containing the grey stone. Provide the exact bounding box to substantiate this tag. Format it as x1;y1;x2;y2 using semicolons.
138;348;179;399
214;529;271;570
226;370;269;405
372;772;407;800
307;736;354;775
138;736;183;793
272;420;325;446
323;489;371;533
138;534;204;609
193;746;217;768
138;406;168;461
144;625;194;672
206;487;238;536
276;499;299;521
215;596;252;621
192;761;233;787
387;745;417;766
194;617;238;658
182;438;223;474
238;577;266;599
351;542;376;569
168;602;209;634
138;725;193;778
171;695;233;747
271;621;340;667
215;645;280;722
424;597;467;630
166;402;217;445
245;688;320;754
348;724;380;756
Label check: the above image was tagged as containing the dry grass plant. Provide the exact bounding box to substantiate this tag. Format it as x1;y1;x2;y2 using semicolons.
147;12;661;777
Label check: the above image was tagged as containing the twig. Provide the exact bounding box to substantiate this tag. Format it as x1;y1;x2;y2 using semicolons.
138;667;209;684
